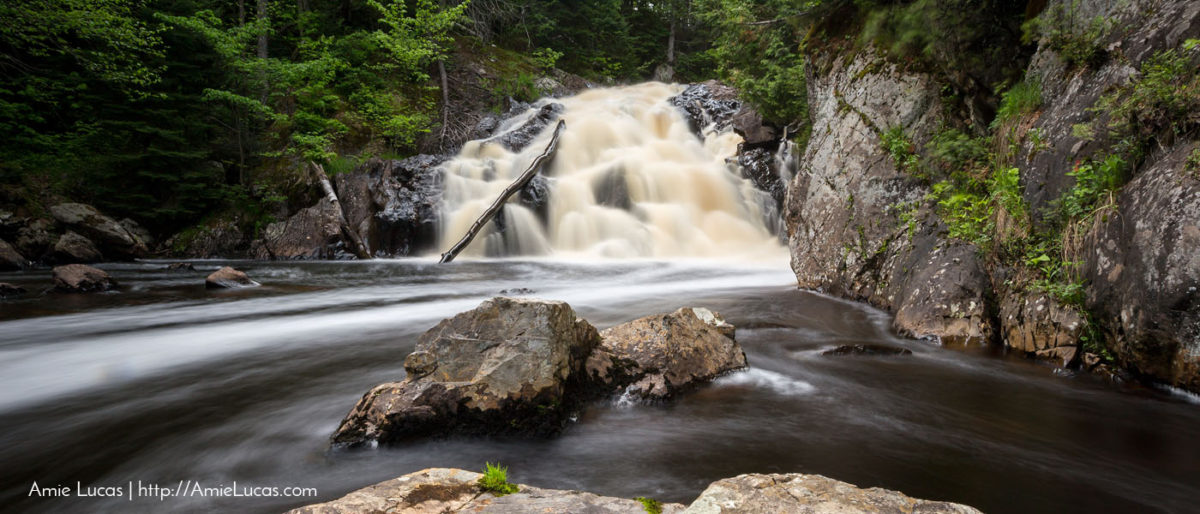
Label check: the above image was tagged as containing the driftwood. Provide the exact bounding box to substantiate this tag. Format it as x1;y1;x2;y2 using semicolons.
310;161;372;260
439;120;566;263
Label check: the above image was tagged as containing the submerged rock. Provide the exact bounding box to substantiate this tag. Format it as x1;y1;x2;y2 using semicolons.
492;102;565;153
49;203;147;259
821;344;913;357
331;297;601;446
164;262;196;271
685;473;981;514
205;266;259;289
50;231;102;264
0;238;25;270
52;264;117;293
286;467;686;514
0;282;26;297
587;307;746;401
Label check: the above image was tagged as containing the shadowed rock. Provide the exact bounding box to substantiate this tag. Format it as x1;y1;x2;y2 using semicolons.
164;262;196;271
52;264;116;293
821;344;913;357
586;307;747;401
0;282;26;297
49;203;147;259
50;231;102;264
0;238;25;270
205;267;259;289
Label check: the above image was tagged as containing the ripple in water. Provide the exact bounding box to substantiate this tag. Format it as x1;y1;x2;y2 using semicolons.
714;368;816;396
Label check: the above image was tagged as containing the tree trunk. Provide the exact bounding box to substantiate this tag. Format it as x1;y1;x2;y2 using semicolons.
438;59;450;149
667;19;676;66
310;161;372;260
440;120;566;263
256;0;268;59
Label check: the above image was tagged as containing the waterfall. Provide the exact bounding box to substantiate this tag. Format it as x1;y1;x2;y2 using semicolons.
436;82;786;260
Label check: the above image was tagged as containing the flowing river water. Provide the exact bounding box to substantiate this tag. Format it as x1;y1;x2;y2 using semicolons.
3;83;1200;513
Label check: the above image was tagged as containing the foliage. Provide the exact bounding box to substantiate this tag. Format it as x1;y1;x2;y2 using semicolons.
636;496;664;514
1057;155;1126;221
532;48;563;71
487;72;544;103
993;79;1042;126
477;462;518;496
1092;43;1200;161
1023;1;1111;69
882;127;921;176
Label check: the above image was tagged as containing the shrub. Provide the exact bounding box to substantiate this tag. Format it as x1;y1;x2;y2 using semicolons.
477;462;519;496
636;496;663;514
993;79;1042;126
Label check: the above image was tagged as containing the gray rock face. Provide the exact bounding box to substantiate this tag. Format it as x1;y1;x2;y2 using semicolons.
332;155;444;257
785;50;992;344
50;231;102;264
331;297;601;446
0;238;25;270
587;307;746;400
1082;142;1200;390
205;266;259;289
52;264;117;293
286;468;685;514
165;218;247;259
995;273;1085;368
49;203;147;260
256;198;345;260
684;473;981;514
730;107;777;148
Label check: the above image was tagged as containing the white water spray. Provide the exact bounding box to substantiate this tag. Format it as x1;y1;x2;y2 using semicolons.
437;82;786;260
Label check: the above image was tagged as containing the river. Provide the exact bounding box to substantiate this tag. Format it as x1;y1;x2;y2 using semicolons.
2;259;1199;513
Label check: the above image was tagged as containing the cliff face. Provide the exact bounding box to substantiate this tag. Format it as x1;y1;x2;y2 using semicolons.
786;0;1200;390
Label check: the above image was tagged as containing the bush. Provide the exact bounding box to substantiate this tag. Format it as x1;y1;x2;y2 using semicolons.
477;462;519;496
993;79;1042;126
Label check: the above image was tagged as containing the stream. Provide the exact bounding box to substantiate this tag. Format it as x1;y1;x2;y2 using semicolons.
2;259;1199;513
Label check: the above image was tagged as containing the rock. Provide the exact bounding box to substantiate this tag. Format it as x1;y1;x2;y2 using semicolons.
50;231;102;264
118;218;154;247
52;264;117;293
14;219;54;260
164;218;248;259
684;473;981;514
785;50;993;345
492;103;565;153
670;80;741;135
498;287;535;295
0;238;25;270
1082;141;1200;390
256;198;345;259
821;344;913;357
736;147;786;209
995;273;1085;368
204;266;259;289
730;107;777;148
332;155;445;257
586;307;746;400
49;203;147;259
0;282;26;297
286;468;686;514
164;262;195;271
471;113;502;140
331;297;601;446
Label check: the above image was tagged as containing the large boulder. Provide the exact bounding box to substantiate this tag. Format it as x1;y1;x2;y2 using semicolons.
684;473;981;514
256;198;345;259
205;267;259;289
49;203;147;259
165;218;248;259
286;468;686;514
0;238;25;270
670;80;742;135
52;264;117;293
332;155;445;257
50;231;102;264
730;107;777;148
586;307;747;401
331;297;601;446
14;218;54;260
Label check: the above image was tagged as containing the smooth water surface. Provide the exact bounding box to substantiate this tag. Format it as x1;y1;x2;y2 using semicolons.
1;260;1198;513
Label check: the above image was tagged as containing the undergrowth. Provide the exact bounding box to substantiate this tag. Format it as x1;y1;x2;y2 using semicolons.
478;462;519;496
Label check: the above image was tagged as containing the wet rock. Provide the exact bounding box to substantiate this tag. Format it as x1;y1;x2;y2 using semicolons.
684;473;981;514
50;231;103;264
286;468;685;514
164;262;195;271
331;297;601;446
670;80;741;135
470;113;502;140
1082;142;1200;391
518;174;551;219
786;50;993;345
14;219;54;260
0;238;25;270
499;287;535;295
333;155;444;257
995;276;1084;368
49;203;147;259
52;264;117;293
586;307;746;400
204;266;259;289
256;198;344;260
736;147;786;208
821;344;913;357
492;103;565;153
0;282;25;297
730;107;777;149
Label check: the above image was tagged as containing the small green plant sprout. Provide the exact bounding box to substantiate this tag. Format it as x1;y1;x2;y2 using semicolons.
478;462;519;496
636;496;664;514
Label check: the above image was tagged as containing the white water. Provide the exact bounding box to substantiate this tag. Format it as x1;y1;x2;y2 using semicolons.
437;82;785;260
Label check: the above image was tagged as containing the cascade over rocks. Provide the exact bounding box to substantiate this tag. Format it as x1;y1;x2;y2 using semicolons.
492;102;564;153
331;298;748;447
52;264;116;293
49;203;147;260
670;80;741;135
288;468;980;514
586;307;746;400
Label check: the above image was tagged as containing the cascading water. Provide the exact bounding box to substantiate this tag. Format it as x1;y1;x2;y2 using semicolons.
437;82;786;260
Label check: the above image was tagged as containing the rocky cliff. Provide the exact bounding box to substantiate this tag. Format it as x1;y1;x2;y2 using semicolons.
784;0;1200;391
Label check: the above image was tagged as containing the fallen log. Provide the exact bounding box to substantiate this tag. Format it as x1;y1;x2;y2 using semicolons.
310;161;372;260
439;120;566;263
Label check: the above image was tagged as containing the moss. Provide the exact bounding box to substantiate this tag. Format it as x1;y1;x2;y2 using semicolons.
636;496;663;514
477;463;519;496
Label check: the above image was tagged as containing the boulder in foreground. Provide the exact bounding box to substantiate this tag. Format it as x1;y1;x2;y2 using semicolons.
205;266;259;289
331;297;601;446
587;307;746;400
286;468;981;514
52;264;117;293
